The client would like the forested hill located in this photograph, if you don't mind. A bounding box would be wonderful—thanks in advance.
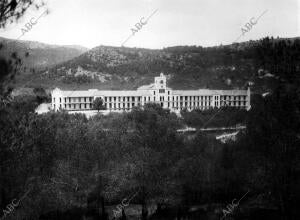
[18,37,300,93]
[0,37,88,71]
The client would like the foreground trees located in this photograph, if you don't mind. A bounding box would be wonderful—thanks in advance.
[246,84,299,219]
[0,0,45,28]
[0,95,298,219]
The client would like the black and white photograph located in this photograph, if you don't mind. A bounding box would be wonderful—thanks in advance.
[0,0,299,219]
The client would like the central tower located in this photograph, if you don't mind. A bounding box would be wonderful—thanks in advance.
[154,73,167,90]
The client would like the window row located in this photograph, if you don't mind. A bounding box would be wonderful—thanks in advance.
[221,95,247,101]
[106,102,141,109]
[53,97,94,103]
[180,96,213,101]
[53,95,248,105]
[104,96,142,102]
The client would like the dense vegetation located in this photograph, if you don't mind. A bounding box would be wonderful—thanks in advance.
[34,37,299,92]
[0,90,299,219]
[0,6,299,218]
[62,74,92,84]
[181,107,248,128]
[93,97,106,111]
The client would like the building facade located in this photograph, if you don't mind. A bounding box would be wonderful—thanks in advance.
[51,73,251,112]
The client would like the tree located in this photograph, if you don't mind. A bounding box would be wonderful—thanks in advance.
[245,84,299,219]
[93,97,106,112]
[0,0,46,28]
[0,1,47,216]
[33,87,50,103]
[0,0,47,97]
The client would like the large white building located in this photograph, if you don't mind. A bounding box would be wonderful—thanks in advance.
[51,73,251,112]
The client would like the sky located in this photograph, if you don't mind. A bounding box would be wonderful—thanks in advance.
[0,0,299,49]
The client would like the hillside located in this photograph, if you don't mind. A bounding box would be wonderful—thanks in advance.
[0,37,88,72]
[11,37,300,94]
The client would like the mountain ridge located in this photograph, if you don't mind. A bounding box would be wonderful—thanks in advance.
[1,36,298,94]
[0,36,89,71]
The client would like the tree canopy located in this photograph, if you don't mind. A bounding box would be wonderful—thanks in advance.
[93,97,106,111]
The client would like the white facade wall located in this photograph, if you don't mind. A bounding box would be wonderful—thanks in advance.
[51,73,251,112]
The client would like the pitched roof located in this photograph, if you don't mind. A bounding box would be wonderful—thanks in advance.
[59,89,151,97]
[137,83,155,90]
[172,89,247,96]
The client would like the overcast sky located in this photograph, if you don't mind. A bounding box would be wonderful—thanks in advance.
[0,0,299,49]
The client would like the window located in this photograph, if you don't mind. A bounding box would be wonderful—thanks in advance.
[160,80,164,84]
[159,89,165,93]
